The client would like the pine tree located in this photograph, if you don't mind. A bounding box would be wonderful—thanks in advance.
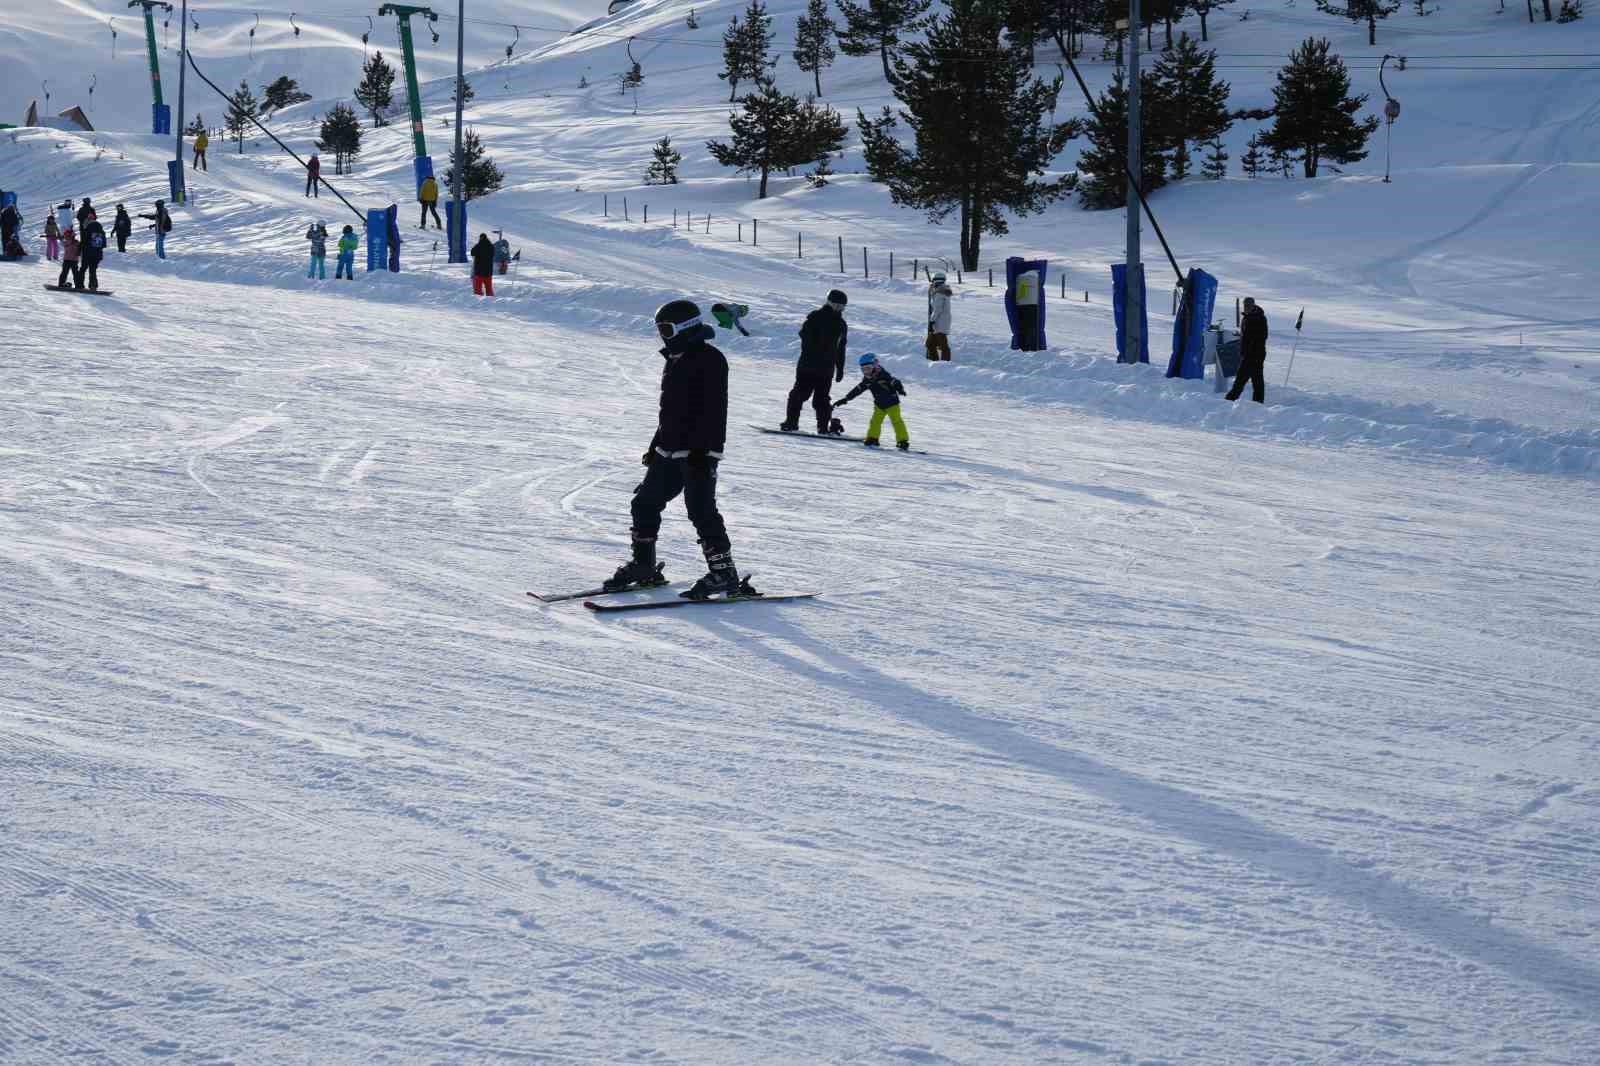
[1186,0,1236,41]
[354,50,397,128]
[794,0,838,96]
[707,82,844,197]
[1151,33,1232,182]
[719,3,776,102]
[1146,0,1187,49]
[317,103,364,175]
[444,128,505,199]
[452,77,475,105]
[856,0,1079,269]
[837,0,933,82]
[1260,37,1378,177]
[261,76,311,114]
[1201,135,1228,178]
[808,149,835,187]
[225,80,259,154]
[1076,67,1168,208]
[1270,142,1297,178]
[1240,130,1265,177]
[1313,0,1400,45]
[645,135,682,184]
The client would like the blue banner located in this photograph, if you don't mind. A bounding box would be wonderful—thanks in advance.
[1166,268,1217,379]
[446,200,468,265]
[385,204,401,273]
[1111,263,1149,364]
[167,160,185,205]
[366,209,388,272]
[152,104,171,136]
[1004,256,1049,351]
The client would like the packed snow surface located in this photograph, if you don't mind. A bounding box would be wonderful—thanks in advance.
[3,0,1598,1062]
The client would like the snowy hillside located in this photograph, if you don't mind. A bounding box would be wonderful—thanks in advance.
[3,0,1599,1063]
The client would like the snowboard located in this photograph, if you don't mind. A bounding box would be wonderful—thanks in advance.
[43,285,114,296]
[584,592,816,613]
[752,425,927,454]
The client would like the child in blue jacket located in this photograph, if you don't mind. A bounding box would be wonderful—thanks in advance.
[831,353,910,450]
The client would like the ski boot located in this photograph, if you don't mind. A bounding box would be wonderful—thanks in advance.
[822,417,845,436]
[682,543,753,600]
[602,535,668,593]
[778,420,799,432]
[862,437,880,448]
[896,439,910,451]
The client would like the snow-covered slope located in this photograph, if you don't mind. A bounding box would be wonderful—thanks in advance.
[2,1,1598,1063]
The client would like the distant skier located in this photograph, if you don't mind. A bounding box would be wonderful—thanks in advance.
[1226,297,1270,404]
[305,221,328,279]
[112,205,132,253]
[43,213,60,260]
[925,271,953,361]
[56,227,83,291]
[80,211,107,291]
[419,175,442,229]
[193,128,209,171]
[493,231,511,274]
[306,152,320,198]
[603,300,751,601]
[711,302,750,336]
[140,200,171,259]
[335,225,358,280]
[782,289,848,434]
[470,233,496,296]
[832,353,911,450]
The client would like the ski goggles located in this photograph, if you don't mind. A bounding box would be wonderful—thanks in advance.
[656,314,702,341]
[827,300,846,312]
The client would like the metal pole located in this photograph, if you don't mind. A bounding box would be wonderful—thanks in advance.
[1124,0,1143,364]
[449,0,465,262]
[174,0,188,201]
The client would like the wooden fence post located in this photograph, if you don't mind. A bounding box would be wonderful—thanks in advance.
[837,236,844,273]
[673,208,677,229]
[753,219,758,246]
[738,222,743,243]
[706,214,711,234]
[623,197,629,221]
[604,193,608,217]
[862,246,868,279]
[797,232,802,259]
[643,204,648,224]
[913,258,918,280]
[988,268,993,287]
[889,251,894,278]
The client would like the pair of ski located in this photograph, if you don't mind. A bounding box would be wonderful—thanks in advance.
[529,575,813,613]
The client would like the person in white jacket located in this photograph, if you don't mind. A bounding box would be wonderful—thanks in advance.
[926,272,953,361]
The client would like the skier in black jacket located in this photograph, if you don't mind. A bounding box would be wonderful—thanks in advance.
[470,233,496,296]
[782,289,848,434]
[605,300,751,600]
[1227,297,1269,403]
[79,212,107,291]
[112,205,133,252]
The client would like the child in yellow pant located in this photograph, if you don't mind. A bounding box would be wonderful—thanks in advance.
[831,352,911,450]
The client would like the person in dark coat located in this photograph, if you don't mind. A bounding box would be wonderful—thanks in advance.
[1227,297,1270,403]
[470,233,496,296]
[0,201,21,258]
[782,289,848,434]
[306,153,321,198]
[76,198,94,233]
[80,211,107,291]
[112,204,133,253]
[604,300,748,601]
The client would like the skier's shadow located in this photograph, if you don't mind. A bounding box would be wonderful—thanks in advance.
[690,608,1600,1016]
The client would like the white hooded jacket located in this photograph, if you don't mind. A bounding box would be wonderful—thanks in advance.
[927,284,952,334]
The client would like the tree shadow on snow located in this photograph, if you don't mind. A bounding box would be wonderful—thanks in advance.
[688,608,1600,1018]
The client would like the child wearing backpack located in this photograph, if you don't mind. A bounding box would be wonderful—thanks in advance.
[830,353,911,450]
[335,225,358,280]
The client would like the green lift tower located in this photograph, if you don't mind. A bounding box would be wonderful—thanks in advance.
[377,4,439,194]
[128,1,175,134]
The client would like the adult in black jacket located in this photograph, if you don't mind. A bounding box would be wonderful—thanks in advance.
[76,198,94,233]
[605,300,749,600]
[1227,297,1270,403]
[80,215,107,291]
[470,234,496,296]
[782,289,849,433]
[112,205,133,252]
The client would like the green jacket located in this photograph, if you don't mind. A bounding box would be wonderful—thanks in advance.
[338,233,359,254]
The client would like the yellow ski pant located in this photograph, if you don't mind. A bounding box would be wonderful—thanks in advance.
[867,404,908,444]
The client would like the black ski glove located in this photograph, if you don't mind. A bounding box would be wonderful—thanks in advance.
[641,449,656,467]
[831,397,848,409]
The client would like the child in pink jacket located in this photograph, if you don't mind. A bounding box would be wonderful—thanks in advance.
[56,227,83,290]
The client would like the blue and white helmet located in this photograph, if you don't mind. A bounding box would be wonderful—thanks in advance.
[858,352,879,367]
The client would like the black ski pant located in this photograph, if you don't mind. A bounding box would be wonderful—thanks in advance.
[630,456,729,554]
[115,231,128,252]
[785,369,836,431]
[57,260,83,289]
[306,173,319,197]
[82,258,100,291]
[193,149,206,171]
[421,202,442,229]
[1227,353,1266,403]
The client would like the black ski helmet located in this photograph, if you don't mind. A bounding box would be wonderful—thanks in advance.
[827,289,848,306]
[654,298,705,347]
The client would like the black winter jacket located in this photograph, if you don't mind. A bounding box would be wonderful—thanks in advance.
[797,305,848,379]
[1240,307,1269,361]
[839,370,906,410]
[650,336,729,459]
[470,237,496,277]
[113,209,132,237]
[80,221,107,263]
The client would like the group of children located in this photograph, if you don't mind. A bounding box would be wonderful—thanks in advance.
[31,197,169,292]
[304,221,360,280]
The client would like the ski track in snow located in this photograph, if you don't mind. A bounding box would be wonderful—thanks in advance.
[4,2,1600,1062]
